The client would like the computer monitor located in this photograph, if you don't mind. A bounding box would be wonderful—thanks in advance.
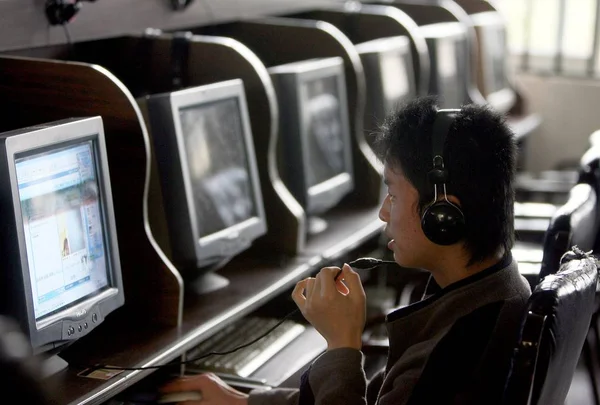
[268,57,354,235]
[471,11,516,114]
[141,79,267,294]
[419,22,470,108]
[355,36,417,145]
[0,117,124,375]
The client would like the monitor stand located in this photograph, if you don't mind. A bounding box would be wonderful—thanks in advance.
[189,272,230,295]
[307,216,329,236]
[41,354,69,378]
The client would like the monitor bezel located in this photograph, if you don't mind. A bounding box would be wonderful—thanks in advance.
[0,116,124,352]
[268,57,354,216]
[165,79,267,267]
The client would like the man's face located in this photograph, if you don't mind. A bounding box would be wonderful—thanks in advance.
[379,163,432,269]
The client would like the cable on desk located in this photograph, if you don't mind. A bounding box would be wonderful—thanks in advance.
[81,258,393,372]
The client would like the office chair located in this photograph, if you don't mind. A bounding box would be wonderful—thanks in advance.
[533,151,600,405]
[532,138,600,282]
[581,144,600,204]
[503,248,599,405]
[537,182,598,281]
[513,180,598,289]
[578,144,600,405]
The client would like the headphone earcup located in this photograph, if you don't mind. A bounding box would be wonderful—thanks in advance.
[421,201,466,245]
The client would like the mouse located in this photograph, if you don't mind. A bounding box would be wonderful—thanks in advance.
[157,391,203,403]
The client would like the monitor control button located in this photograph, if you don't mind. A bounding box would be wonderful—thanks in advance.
[92,313,98,323]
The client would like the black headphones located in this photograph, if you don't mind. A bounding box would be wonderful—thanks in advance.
[421,109,466,245]
[45,0,96,26]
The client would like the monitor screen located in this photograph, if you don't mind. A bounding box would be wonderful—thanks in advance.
[16,141,111,323]
[302,76,347,188]
[179,98,258,239]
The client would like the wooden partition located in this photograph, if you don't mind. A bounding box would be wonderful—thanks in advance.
[0,56,184,329]
[193,18,383,211]
[288,3,431,97]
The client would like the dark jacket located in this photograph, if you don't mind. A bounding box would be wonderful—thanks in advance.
[248,255,531,405]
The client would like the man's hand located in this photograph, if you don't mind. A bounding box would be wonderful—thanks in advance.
[292,263,366,350]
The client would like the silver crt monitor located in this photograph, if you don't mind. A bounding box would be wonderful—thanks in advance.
[355,36,417,142]
[142,79,267,293]
[0,117,124,375]
[268,57,354,234]
[419,22,470,108]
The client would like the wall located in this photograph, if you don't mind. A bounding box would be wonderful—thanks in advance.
[0,0,340,52]
[3,1,597,175]
[515,73,600,172]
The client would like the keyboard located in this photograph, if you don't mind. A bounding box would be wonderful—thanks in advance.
[185,316,306,378]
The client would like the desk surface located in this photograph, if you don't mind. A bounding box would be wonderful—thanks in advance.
[49,204,383,405]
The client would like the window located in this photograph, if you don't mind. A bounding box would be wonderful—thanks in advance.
[496,0,599,77]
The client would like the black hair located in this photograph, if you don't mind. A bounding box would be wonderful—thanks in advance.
[372,96,516,265]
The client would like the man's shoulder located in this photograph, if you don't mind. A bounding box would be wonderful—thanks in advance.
[406,300,506,404]
[406,292,527,404]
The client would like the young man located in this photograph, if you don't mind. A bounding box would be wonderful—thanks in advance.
[160,97,532,404]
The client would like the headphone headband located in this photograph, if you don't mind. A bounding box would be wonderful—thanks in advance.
[431,109,460,172]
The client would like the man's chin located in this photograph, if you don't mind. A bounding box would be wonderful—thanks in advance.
[392,251,404,266]
[392,252,415,269]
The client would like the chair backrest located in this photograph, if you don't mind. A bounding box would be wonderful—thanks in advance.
[539,183,598,280]
[580,146,600,253]
[504,248,598,405]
